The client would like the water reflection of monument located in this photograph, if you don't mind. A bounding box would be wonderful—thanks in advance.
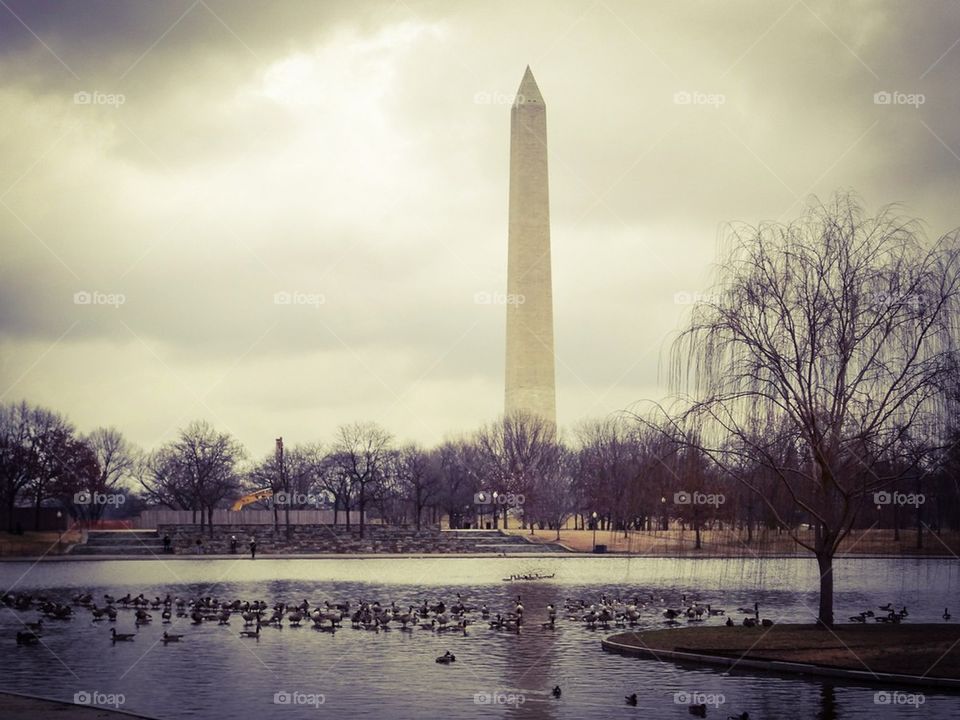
[498,583,562,720]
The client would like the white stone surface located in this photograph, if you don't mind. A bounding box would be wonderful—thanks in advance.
[505,67,557,428]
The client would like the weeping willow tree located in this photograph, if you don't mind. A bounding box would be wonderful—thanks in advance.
[657,194,960,626]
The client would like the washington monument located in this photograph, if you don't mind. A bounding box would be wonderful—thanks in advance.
[505,66,556,428]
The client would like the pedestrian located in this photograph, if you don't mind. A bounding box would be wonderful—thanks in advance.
[230,535,238,554]
[249,537,257,559]
[163,534,172,554]
[195,538,204,555]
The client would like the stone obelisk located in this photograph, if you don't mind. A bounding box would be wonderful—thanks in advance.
[505,66,556,429]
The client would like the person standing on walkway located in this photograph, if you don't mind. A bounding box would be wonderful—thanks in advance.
[230,535,238,554]
[249,537,257,559]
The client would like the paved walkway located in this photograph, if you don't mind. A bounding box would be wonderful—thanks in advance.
[0,692,153,720]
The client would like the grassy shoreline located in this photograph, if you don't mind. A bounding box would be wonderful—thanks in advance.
[603,624,960,686]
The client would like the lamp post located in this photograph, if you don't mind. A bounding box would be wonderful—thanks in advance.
[476,492,487,529]
[591,511,598,552]
[56,510,63,547]
[492,491,499,529]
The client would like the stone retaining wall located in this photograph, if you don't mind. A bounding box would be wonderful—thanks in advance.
[157,524,478,554]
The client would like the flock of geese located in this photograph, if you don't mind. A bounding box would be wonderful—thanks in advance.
[848,603,915,624]
[5,586,930,717]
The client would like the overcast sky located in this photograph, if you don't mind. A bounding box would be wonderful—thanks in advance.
[1,0,958,456]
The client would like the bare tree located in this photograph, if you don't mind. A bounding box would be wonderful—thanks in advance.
[476,412,555,529]
[437,439,482,529]
[653,194,960,625]
[395,445,441,530]
[141,421,244,535]
[0,402,37,531]
[331,422,392,538]
[76,428,137,522]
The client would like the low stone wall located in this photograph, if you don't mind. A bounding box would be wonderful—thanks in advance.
[157,524,479,555]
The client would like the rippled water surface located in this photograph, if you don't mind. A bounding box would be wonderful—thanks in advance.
[1,556,958,719]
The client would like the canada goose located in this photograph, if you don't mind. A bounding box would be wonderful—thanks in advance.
[689,703,707,717]
[849,613,867,623]
[944,608,951,621]
[725,617,734,627]
[395,606,415,629]
[110,628,135,642]
[626,693,638,706]
[162,632,183,643]
[435,650,456,664]
[161,608,172,623]
[742,618,757,628]
[761,618,774,627]
[16,631,40,645]
[879,603,893,611]
[551,686,561,698]
[287,611,303,627]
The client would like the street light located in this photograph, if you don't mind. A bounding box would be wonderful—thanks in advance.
[492,491,499,529]
[591,511,598,552]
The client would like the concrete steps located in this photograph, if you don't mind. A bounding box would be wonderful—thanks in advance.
[442,529,568,553]
[71,530,164,556]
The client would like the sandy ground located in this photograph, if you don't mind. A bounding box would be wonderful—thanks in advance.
[507,527,960,556]
[0,530,82,557]
[606,624,960,679]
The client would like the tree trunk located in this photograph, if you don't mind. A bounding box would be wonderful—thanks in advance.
[815,550,834,627]
[359,484,366,539]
